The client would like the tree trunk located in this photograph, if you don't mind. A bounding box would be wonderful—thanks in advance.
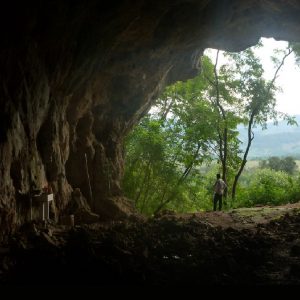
[232,113,255,200]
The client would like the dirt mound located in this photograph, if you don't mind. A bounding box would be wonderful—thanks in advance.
[1,204,300,286]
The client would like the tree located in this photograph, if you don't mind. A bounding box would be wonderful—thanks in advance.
[229,46,294,199]
[196,44,296,200]
[123,81,218,215]
[151,86,215,214]
[200,52,243,192]
[259,156,298,175]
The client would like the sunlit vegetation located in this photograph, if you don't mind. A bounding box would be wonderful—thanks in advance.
[123,41,300,216]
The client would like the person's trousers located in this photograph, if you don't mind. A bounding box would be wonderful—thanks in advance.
[213,193,222,211]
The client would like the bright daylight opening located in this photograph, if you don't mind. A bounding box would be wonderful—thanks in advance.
[124,37,300,216]
[206,37,300,116]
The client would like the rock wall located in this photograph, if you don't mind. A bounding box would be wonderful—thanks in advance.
[1,0,300,239]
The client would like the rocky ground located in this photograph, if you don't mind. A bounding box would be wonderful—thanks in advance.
[1,203,300,286]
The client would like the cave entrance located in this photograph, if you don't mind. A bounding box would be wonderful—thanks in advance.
[123,37,300,224]
[3,1,300,286]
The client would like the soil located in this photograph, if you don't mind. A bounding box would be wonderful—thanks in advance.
[1,202,300,286]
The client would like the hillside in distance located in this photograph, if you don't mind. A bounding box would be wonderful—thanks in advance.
[238,115,300,159]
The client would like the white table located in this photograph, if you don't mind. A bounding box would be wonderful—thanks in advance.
[39,193,54,221]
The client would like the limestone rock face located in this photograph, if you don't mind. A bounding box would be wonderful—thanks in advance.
[1,0,300,239]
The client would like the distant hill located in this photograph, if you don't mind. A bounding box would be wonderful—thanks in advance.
[238,115,300,159]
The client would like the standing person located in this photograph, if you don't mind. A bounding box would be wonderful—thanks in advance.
[213,173,227,211]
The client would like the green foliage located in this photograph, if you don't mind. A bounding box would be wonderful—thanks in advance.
[123,108,214,215]
[123,41,299,215]
[289,42,300,67]
[234,169,300,207]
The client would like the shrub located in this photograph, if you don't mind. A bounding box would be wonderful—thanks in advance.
[235,169,300,206]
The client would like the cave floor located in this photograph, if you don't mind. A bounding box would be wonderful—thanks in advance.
[1,202,300,286]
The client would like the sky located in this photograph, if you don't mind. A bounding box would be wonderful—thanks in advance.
[205,37,300,116]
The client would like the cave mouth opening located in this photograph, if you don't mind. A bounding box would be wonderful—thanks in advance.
[123,37,300,224]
